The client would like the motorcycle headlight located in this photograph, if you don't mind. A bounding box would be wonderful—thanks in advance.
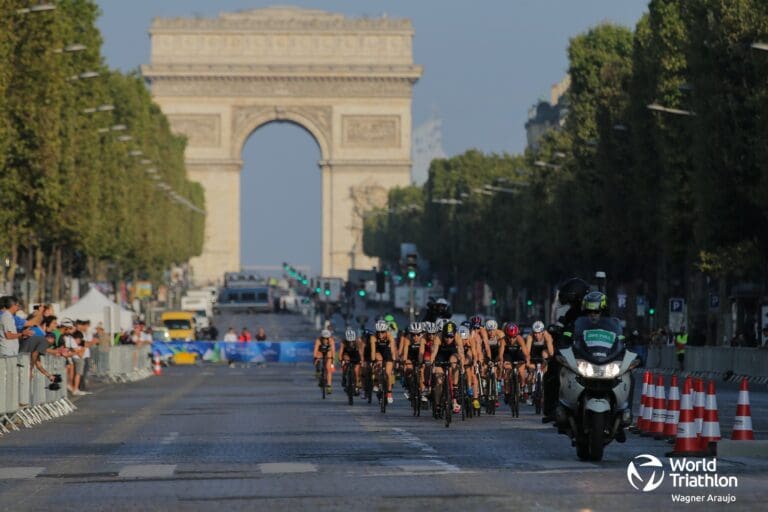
[575,360,621,379]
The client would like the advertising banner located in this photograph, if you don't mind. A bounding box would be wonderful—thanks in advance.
[152,341,316,363]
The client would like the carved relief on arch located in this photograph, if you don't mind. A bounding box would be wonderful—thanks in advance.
[230,104,332,159]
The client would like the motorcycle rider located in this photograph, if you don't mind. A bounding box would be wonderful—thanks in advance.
[570,290,632,443]
[542,277,590,423]
[422,298,451,322]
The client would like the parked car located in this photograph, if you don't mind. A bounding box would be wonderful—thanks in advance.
[151,326,171,343]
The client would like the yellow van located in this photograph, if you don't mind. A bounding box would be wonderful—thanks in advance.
[161,311,197,341]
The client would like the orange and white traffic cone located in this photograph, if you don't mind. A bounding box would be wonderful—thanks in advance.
[667,378,708,456]
[640,373,656,435]
[693,378,705,436]
[701,380,721,443]
[153,352,162,376]
[731,378,755,440]
[651,375,668,439]
[634,370,651,433]
[663,374,680,440]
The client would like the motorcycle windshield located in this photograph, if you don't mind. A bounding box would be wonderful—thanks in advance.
[572,316,625,364]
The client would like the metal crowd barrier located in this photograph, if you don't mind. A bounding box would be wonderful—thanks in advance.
[644,345,768,380]
[91,345,152,383]
[0,354,76,435]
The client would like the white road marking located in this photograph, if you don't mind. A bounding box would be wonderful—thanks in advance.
[160,432,179,445]
[0,467,44,479]
[118,464,177,478]
[258,463,317,474]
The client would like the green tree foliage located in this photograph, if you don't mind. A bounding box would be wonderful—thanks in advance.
[364,6,768,309]
[0,0,204,297]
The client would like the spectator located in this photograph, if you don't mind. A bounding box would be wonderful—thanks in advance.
[675,325,688,371]
[59,318,76,389]
[208,324,219,341]
[0,295,32,356]
[223,327,238,342]
[239,327,252,342]
[255,327,267,341]
[76,319,98,391]
[67,330,91,395]
[628,328,647,367]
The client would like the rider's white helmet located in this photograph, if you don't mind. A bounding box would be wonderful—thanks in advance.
[344,328,357,342]
[458,325,470,339]
[532,321,545,333]
[409,322,423,334]
[485,319,498,331]
[374,320,388,333]
[320,329,331,338]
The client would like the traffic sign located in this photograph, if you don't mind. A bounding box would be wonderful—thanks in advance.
[669,297,686,332]
[636,295,646,317]
[617,293,627,310]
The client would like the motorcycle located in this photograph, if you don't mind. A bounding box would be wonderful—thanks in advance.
[555,316,640,461]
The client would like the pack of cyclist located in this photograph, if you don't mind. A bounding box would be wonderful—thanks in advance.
[313,301,556,418]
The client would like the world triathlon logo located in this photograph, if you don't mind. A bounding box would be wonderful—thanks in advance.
[627,454,666,492]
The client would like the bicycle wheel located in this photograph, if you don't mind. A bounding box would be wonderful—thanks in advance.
[364,365,373,404]
[488,372,497,415]
[379,366,387,414]
[346,365,355,406]
[444,370,452,428]
[534,372,542,415]
[511,370,520,418]
[321,361,327,400]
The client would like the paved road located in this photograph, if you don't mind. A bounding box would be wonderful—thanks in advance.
[2,362,768,510]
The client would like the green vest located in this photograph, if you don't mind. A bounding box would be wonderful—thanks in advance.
[675,333,688,354]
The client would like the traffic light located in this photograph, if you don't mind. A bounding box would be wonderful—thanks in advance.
[358,279,367,297]
[649,307,656,316]
[491,297,497,306]
[406,253,418,280]
[526,299,533,307]
[376,272,386,294]
[323,282,331,297]
[315,286,322,294]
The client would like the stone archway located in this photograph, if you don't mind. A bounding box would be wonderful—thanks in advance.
[142,6,422,284]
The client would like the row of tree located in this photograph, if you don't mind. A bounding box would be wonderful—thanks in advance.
[0,0,204,302]
[364,0,768,335]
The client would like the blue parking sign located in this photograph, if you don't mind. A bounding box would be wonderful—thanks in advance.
[669,298,684,313]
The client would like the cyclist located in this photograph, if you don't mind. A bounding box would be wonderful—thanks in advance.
[400,322,424,400]
[421,321,439,401]
[370,319,397,404]
[339,327,363,395]
[458,325,480,410]
[431,320,465,414]
[483,319,504,402]
[499,322,528,403]
[525,320,553,404]
[313,329,336,394]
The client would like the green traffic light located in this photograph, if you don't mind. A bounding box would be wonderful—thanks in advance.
[491,299,497,305]
[315,287,322,294]
[301,279,308,285]
[649,308,656,315]
[358,289,366,297]
[426,281,433,288]
[324,289,331,296]
[526,299,533,306]
[407,270,416,280]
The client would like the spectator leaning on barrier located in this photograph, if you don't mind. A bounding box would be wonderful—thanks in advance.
[0,295,32,356]
[76,320,97,391]
[255,327,267,341]
[223,327,238,342]
[239,327,252,342]
[68,330,91,396]
[675,325,688,371]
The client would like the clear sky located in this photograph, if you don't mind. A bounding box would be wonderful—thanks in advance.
[95,0,649,276]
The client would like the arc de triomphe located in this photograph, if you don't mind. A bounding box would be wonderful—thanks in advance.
[142,7,422,285]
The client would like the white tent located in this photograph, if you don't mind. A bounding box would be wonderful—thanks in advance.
[59,288,134,332]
